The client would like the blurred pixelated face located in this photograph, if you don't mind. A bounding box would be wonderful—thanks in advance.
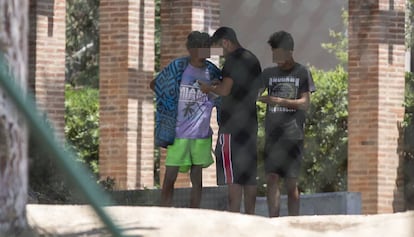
[188,48,211,59]
[212,39,230,56]
[272,48,291,64]
[210,47,224,56]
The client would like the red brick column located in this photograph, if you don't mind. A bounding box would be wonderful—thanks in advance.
[99,0,155,189]
[28,0,66,136]
[348,0,406,213]
[159,0,220,188]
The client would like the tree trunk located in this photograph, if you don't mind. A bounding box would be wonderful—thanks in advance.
[0,0,29,235]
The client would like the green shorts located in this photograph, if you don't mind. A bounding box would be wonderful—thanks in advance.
[166,137,213,173]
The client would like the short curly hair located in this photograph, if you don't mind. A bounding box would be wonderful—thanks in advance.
[186,31,211,49]
[267,31,294,50]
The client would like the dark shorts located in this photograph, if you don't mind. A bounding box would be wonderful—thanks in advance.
[264,138,303,178]
[215,132,257,185]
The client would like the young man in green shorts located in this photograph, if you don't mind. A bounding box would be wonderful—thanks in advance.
[151,31,221,207]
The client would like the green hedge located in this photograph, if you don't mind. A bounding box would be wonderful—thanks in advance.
[65,85,99,175]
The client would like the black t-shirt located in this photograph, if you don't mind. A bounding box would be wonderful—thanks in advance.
[259,63,311,140]
[219,48,262,135]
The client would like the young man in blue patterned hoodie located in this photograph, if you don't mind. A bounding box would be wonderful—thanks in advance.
[150,31,221,207]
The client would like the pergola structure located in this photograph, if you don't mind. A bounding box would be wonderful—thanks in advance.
[29,0,407,214]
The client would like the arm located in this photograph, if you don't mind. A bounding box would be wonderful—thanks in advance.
[258,91,310,111]
[198,76,233,96]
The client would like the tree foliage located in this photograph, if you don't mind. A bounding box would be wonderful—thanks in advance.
[66,0,100,88]
[155,0,161,73]
[321,9,348,66]
[407,0,414,48]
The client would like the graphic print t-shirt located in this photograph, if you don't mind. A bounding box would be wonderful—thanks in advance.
[259,63,311,139]
[175,64,214,139]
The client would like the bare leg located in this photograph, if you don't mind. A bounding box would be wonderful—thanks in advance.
[243,184,257,215]
[228,183,242,212]
[160,166,179,207]
[285,177,300,216]
[266,173,281,217]
[189,165,203,208]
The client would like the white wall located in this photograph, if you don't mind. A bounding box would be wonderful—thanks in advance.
[220,0,347,70]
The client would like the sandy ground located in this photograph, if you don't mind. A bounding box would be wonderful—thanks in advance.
[26,204,414,237]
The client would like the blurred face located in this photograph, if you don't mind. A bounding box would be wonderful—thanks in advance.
[188,48,211,60]
[211,39,229,56]
[272,48,292,69]
[210,47,224,56]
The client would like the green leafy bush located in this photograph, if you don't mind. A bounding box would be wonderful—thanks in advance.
[403,72,414,209]
[404,72,414,123]
[256,92,267,195]
[65,85,99,175]
[301,66,348,193]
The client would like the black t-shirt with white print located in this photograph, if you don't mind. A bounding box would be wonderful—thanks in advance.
[259,62,311,140]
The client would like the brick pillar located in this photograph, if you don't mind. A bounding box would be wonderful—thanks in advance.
[99,0,155,189]
[348,0,406,214]
[28,0,66,135]
[159,0,220,188]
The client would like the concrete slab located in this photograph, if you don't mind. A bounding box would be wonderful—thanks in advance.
[26,205,414,237]
[254,192,362,217]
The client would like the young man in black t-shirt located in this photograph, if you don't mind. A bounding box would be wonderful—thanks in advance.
[258,31,313,217]
[199,27,262,214]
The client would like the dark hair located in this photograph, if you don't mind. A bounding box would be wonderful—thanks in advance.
[186,31,211,49]
[267,31,294,50]
[211,26,240,45]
